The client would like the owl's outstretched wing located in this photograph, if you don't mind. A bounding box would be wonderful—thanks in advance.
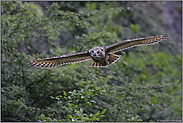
[106,35,166,54]
[29,51,91,68]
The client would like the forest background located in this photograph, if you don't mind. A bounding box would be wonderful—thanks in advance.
[1,1,182,122]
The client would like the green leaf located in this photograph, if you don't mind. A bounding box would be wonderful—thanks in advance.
[95,111,100,116]
[101,109,106,114]
[63,91,67,96]
[99,115,105,118]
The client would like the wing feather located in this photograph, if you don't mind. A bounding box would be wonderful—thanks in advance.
[29,51,91,68]
[106,35,166,54]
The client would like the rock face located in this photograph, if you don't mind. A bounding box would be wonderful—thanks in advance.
[150,2,182,55]
[151,2,182,55]
[121,1,182,55]
[152,2,181,35]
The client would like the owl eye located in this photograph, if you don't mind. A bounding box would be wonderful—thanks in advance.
[97,51,100,54]
[91,51,94,54]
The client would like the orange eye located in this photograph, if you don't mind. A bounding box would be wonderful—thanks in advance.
[91,51,94,53]
[97,51,100,54]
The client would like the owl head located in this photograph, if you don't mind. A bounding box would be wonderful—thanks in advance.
[88,47,106,59]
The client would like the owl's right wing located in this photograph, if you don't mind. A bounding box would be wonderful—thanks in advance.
[106,35,166,54]
[29,51,92,68]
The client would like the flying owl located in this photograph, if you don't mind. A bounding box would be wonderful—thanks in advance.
[29,35,166,68]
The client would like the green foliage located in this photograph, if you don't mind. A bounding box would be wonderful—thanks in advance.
[74,31,120,51]
[40,114,53,122]
[42,84,106,122]
[61,86,106,122]
[1,1,181,122]
[127,115,143,122]
[130,23,140,33]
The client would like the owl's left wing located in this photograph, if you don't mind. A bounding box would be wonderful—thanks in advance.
[29,51,92,68]
[106,35,166,54]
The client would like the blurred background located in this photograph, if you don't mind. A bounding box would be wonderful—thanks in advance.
[1,1,182,122]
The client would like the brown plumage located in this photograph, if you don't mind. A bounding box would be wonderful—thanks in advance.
[90,54,121,67]
[29,35,166,68]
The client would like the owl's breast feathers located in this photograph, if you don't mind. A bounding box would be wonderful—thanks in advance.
[90,49,121,67]
[90,54,121,67]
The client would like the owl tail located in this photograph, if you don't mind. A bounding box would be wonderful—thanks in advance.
[90,54,121,67]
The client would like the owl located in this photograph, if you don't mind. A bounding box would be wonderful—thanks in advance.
[29,35,166,68]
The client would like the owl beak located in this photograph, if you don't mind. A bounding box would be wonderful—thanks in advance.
[93,53,96,56]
